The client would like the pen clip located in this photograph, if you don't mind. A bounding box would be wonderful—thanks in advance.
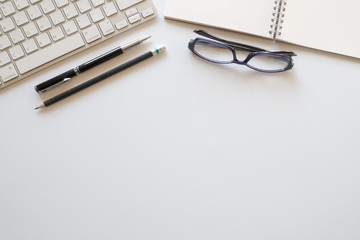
[38,78,71,93]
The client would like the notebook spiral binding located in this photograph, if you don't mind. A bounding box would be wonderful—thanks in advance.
[269,0,287,39]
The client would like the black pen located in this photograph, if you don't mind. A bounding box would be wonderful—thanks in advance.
[34,36,151,93]
[34,45,166,110]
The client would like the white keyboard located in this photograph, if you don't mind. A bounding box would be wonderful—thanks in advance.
[0,0,156,90]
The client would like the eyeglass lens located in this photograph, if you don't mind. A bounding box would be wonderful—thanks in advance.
[247,54,290,72]
[194,40,233,63]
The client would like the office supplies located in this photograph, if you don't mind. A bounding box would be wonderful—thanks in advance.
[0,0,157,90]
[189,30,295,73]
[34,35,151,93]
[34,45,165,110]
[164,0,360,59]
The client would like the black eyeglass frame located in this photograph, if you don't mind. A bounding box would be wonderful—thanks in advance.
[188,30,296,73]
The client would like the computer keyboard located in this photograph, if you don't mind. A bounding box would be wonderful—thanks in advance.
[0,0,156,90]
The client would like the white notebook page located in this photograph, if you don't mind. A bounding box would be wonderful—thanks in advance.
[278,0,360,58]
[164,0,275,39]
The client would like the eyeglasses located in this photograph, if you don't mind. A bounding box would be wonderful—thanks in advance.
[188,30,296,73]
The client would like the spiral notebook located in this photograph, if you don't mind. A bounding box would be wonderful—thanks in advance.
[164,0,360,59]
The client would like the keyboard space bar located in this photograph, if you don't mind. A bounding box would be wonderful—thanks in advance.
[16,34,85,75]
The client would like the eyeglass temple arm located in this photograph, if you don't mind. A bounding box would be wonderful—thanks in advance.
[194,29,266,52]
[194,30,296,56]
[270,51,297,56]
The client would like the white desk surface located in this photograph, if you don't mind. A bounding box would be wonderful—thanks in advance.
[1,0,360,239]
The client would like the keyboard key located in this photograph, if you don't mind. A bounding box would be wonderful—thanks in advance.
[63,4,78,19]
[49,27,65,41]
[114,19,127,30]
[99,19,114,36]
[89,8,104,23]
[0,52,11,66]
[13,11,29,26]
[128,13,141,24]
[16,33,85,74]
[141,7,154,18]
[36,33,51,48]
[14,0,29,10]
[0,2,16,17]
[76,14,91,28]
[23,39,38,53]
[103,2,117,17]
[23,22,38,37]
[0,35,11,50]
[116,0,144,11]
[91,0,105,7]
[27,5,42,20]
[63,20,78,35]
[83,25,101,43]
[55,0,69,8]
[9,45,25,60]
[77,0,91,13]
[40,0,56,14]
[36,16,52,31]
[50,10,65,25]
[9,28,25,44]
[0,18,15,32]
[125,7,137,17]
[0,64,19,82]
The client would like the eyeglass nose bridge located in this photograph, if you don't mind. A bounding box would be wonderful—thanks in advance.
[231,51,257,65]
